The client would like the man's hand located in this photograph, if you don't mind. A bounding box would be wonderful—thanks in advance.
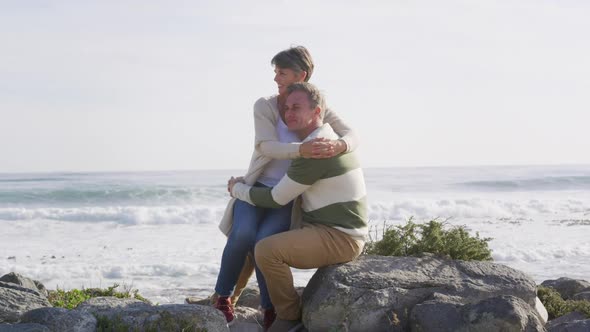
[300,138,347,159]
[227,176,245,195]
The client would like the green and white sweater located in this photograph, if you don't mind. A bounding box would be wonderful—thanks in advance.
[232,123,368,240]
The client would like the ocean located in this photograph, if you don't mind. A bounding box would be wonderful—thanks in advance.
[1,165,589,304]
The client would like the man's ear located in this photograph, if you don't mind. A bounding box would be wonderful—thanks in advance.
[314,106,322,117]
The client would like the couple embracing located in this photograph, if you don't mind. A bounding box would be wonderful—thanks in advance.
[213,46,368,332]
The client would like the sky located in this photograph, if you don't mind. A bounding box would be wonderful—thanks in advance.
[1,0,589,173]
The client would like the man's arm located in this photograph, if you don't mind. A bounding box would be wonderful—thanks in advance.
[231,158,327,208]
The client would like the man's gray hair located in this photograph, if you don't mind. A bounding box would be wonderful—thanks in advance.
[286,82,326,118]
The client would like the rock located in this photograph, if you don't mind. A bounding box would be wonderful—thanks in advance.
[535,296,549,324]
[0,283,51,323]
[410,297,464,332]
[547,319,590,332]
[75,297,151,317]
[234,288,261,309]
[20,308,96,332]
[0,323,51,332]
[76,297,229,331]
[229,322,262,332]
[462,295,546,332]
[0,273,48,298]
[233,306,261,325]
[411,295,545,332]
[546,311,587,331]
[571,291,590,302]
[302,255,539,331]
[541,278,590,300]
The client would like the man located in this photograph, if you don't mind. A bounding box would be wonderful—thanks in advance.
[229,82,367,331]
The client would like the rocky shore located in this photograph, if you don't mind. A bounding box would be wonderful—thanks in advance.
[1,254,590,331]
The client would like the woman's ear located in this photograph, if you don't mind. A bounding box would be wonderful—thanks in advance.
[298,71,308,82]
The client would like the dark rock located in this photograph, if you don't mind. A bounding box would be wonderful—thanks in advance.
[0,274,48,298]
[541,278,590,300]
[410,298,464,332]
[76,297,229,331]
[302,255,539,331]
[0,323,51,332]
[547,319,590,332]
[20,307,96,332]
[546,311,587,330]
[572,291,590,302]
[0,283,51,323]
[462,295,546,332]
[411,295,545,332]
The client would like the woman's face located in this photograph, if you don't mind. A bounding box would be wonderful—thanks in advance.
[274,66,306,95]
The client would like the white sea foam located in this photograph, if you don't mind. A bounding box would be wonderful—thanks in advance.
[0,205,224,225]
[1,166,589,304]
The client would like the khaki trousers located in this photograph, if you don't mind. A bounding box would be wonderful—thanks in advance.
[255,223,364,320]
[231,253,255,305]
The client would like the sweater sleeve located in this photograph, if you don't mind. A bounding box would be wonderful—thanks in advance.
[253,97,302,160]
[323,106,359,153]
[231,158,325,208]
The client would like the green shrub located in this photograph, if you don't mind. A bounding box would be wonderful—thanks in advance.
[363,218,493,261]
[537,286,590,319]
[48,283,150,309]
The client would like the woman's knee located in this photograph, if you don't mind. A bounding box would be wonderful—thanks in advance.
[229,227,257,249]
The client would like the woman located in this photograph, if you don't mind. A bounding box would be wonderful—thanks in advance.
[214,46,359,328]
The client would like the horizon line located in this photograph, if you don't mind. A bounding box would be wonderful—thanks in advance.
[1,162,589,175]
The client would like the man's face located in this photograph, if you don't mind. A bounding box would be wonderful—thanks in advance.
[284,90,317,131]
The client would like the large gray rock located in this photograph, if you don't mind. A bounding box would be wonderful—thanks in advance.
[0,283,51,323]
[76,297,229,332]
[0,274,48,298]
[546,311,587,331]
[0,323,51,332]
[411,295,545,332]
[571,291,590,302]
[462,295,546,332]
[302,255,539,332]
[541,278,590,300]
[75,297,151,317]
[20,308,96,332]
[548,319,590,332]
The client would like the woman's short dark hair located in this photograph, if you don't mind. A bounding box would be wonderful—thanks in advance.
[271,46,314,82]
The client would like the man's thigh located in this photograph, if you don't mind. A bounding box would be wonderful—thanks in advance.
[256,223,361,269]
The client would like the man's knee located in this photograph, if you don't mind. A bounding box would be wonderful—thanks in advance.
[254,236,272,264]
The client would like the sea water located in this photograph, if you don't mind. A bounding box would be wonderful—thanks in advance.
[1,165,589,304]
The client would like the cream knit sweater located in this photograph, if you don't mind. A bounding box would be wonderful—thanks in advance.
[218,95,359,235]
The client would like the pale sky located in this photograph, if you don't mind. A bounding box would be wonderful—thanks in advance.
[1,0,589,173]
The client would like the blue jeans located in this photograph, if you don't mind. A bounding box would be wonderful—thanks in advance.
[215,195,292,309]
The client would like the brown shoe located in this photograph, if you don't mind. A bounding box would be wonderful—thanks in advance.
[268,318,302,332]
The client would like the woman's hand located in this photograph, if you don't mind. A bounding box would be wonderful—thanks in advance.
[227,176,245,194]
[299,138,347,159]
